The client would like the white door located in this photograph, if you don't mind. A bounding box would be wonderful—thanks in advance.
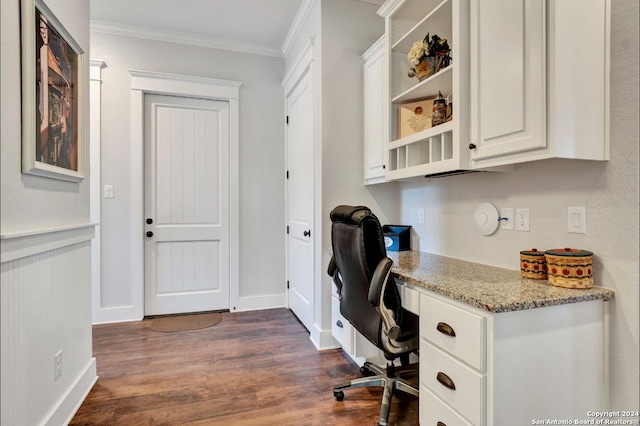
[144,94,230,316]
[286,67,315,332]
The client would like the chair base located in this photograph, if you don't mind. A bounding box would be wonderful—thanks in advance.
[333,361,419,426]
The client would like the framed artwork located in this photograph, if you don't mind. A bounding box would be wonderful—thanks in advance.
[21,0,85,181]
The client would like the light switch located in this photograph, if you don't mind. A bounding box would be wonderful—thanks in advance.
[568,206,586,234]
[104,185,114,199]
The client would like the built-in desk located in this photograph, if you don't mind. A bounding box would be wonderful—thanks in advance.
[385,250,614,426]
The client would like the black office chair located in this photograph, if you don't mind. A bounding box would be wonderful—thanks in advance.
[327,205,419,426]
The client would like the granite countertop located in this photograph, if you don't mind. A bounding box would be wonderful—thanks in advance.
[387,250,615,313]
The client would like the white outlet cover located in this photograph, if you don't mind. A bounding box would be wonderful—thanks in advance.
[473,202,500,236]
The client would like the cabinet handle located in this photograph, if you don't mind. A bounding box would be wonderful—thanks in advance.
[146,231,153,238]
[303,230,311,237]
[436,322,456,337]
[146,218,153,224]
[437,422,447,426]
[436,372,456,390]
[336,320,343,328]
[469,143,477,150]
[382,164,386,169]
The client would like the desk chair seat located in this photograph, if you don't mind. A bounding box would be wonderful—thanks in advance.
[328,205,419,426]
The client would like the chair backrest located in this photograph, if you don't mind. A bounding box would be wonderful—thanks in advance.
[329,205,403,349]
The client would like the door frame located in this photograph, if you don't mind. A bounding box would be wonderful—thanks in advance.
[130,70,242,319]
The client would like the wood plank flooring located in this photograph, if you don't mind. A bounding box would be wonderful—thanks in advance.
[71,308,419,425]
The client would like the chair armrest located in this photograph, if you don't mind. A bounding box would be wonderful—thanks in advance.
[368,257,401,340]
[327,256,343,294]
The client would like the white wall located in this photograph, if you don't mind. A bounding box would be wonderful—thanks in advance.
[90,33,286,320]
[0,0,97,423]
[387,0,639,410]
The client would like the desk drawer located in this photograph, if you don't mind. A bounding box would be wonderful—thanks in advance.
[421,294,486,371]
[421,341,484,426]
[331,296,353,353]
[420,385,474,426]
[397,281,420,315]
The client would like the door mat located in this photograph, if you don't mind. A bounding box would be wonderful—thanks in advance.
[149,312,222,333]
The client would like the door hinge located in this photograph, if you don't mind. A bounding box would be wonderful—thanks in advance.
[286,226,289,234]
[287,280,290,289]
[286,170,289,179]
[286,115,289,124]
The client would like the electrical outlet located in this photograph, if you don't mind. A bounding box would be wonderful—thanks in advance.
[418,208,425,225]
[500,208,514,230]
[515,208,530,232]
[54,350,63,381]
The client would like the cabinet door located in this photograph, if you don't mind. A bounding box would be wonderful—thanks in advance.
[363,39,386,184]
[470,0,546,164]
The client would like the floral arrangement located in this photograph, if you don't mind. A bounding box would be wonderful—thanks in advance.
[407,33,451,66]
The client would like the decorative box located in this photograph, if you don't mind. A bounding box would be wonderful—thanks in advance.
[382,225,411,251]
[519,248,547,279]
[397,98,435,139]
[544,248,594,289]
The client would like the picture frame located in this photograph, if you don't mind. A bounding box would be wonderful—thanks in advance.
[21,0,85,182]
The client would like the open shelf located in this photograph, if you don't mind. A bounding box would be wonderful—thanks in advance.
[392,65,453,104]
[392,0,452,53]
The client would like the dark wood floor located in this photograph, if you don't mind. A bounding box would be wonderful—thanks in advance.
[71,308,419,425]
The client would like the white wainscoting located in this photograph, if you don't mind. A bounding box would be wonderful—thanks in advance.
[1,224,97,426]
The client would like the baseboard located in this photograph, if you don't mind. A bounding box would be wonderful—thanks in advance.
[232,294,286,312]
[310,327,339,351]
[44,358,97,426]
[92,305,143,325]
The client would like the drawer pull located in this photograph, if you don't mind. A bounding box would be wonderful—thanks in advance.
[436,322,456,337]
[437,422,447,426]
[336,320,343,328]
[436,372,456,390]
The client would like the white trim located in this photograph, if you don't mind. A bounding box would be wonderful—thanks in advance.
[91,20,284,58]
[311,328,340,351]
[281,0,317,58]
[282,39,315,96]
[377,0,404,17]
[44,359,97,426]
[129,70,242,321]
[233,294,287,312]
[0,224,96,263]
[90,60,106,325]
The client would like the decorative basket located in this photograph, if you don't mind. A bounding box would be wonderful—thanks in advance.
[544,248,594,289]
[519,248,547,279]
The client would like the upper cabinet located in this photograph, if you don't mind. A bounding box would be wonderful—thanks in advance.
[363,37,387,185]
[378,0,470,180]
[374,0,610,180]
[469,0,610,168]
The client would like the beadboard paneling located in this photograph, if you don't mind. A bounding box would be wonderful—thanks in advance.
[1,230,97,426]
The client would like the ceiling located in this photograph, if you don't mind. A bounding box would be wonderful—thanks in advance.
[90,0,307,57]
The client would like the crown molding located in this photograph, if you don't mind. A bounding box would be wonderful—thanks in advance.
[90,20,284,58]
[377,0,403,17]
[357,0,385,5]
[281,0,317,58]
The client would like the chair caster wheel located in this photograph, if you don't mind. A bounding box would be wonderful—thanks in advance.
[333,390,344,401]
[360,366,374,376]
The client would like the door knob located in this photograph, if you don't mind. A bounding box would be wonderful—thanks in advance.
[303,230,311,237]
[146,231,153,238]
[146,218,153,224]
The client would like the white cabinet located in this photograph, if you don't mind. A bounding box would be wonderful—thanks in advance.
[331,288,384,366]
[378,0,470,180]
[363,37,387,185]
[469,0,610,168]
[419,291,608,425]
